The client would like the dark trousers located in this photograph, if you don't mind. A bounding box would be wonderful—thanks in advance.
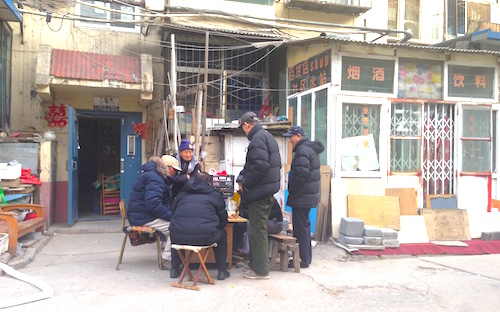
[248,195,273,275]
[292,207,312,265]
[171,228,228,272]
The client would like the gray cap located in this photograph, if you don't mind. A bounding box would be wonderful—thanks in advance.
[238,111,258,128]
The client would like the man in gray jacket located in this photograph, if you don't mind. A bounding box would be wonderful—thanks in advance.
[239,111,281,280]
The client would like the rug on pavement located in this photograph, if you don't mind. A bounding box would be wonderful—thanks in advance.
[352,239,500,256]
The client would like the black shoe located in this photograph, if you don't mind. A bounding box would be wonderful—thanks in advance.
[170,268,181,279]
[288,260,309,269]
[217,270,230,280]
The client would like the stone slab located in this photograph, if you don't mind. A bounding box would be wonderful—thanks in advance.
[339,233,364,245]
[340,217,364,237]
[363,236,382,246]
[363,225,382,237]
[380,228,398,239]
[382,239,400,248]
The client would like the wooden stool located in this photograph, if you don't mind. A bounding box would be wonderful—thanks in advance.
[268,233,300,273]
[171,243,217,291]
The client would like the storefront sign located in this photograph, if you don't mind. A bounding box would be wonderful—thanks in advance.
[94,97,119,111]
[44,103,68,128]
[447,65,494,99]
[341,56,395,93]
[288,50,331,95]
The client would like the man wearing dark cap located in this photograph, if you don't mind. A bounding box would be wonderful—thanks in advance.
[170,139,201,198]
[282,125,324,268]
[239,111,281,279]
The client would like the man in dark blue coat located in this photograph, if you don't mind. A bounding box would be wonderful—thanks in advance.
[239,111,281,280]
[127,155,181,267]
[283,125,324,268]
[169,172,230,281]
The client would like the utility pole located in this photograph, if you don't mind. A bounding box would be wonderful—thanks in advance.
[171,34,178,152]
[201,31,209,169]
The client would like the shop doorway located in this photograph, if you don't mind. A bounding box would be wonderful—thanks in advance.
[74,110,141,220]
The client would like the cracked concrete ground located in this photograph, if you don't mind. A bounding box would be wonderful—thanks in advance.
[1,220,500,311]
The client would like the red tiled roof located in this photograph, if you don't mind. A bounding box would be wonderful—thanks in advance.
[50,49,141,83]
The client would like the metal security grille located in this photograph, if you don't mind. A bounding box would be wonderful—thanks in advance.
[422,103,455,202]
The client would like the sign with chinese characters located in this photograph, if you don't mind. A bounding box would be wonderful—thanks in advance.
[288,50,331,95]
[44,103,68,128]
[341,56,395,93]
[94,97,119,111]
[447,65,494,99]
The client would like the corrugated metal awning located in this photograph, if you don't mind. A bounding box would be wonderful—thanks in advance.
[0,0,22,23]
[50,49,141,84]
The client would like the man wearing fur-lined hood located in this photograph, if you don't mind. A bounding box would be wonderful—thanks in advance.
[127,155,182,268]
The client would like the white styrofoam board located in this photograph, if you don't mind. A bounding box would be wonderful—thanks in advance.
[398,215,429,244]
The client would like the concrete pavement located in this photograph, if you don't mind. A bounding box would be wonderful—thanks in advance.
[1,220,500,311]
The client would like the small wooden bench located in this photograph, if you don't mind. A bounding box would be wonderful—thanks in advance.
[171,243,217,291]
[0,204,46,257]
[268,233,300,273]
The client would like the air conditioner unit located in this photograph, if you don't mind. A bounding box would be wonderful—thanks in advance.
[145,0,165,12]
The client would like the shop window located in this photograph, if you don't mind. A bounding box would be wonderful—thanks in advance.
[398,59,443,100]
[287,88,329,166]
[461,107,491,172]
[0,22,12,130]
[390,102,422,172]
[315,89,328,165]
[76,0,141,32]
[301,94,312,139]
[341,103,380,172]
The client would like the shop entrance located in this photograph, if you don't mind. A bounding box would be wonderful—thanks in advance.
[78,115,121,219]
[73,110,141,221]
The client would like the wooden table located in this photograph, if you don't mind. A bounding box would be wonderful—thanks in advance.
[191,216,247,269]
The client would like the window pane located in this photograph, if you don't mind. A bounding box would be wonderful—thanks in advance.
[388,0,398,30]
[110,4,135,29]
[342,104,380,172]
[398,59,443,100]
[301,94,311,138]
[81,0,107,20]
[390,102,422,172]
[391,139,421,172]
[391,102,421,136]
[404,0,420,39]
[315,89,328,165]
[462,108,490,138]
[462,141,490,172]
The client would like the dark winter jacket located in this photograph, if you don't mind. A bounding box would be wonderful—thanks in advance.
[127,157,174,225]
[169,176,228,245]
[287,138,325,209]
[242,123,281,203]
[169,154,201,198]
